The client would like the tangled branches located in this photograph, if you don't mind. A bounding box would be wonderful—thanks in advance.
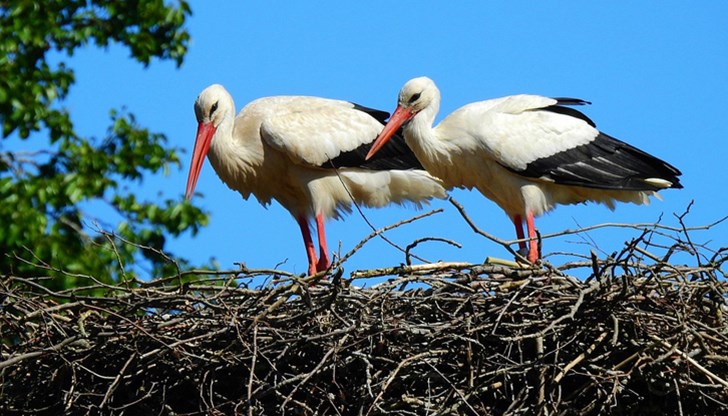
[2,203,728,415]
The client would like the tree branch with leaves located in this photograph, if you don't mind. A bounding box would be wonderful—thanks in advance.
[0,1,208,289]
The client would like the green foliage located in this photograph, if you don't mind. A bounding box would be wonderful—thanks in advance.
[0,1,209,289]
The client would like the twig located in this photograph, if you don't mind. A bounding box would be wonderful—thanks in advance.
[350,261,473,279]
[366,350,448,416]
[554,331,609,383]
[405,237,462,265]
[248,325,258,416]
[0,336,79,370]
[329,160,444,266]
[100,352,137,409]
[334,208,443,269]
[448,196,523,260]
[650,335,728,389]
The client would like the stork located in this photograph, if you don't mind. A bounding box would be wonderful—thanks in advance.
[185,84,446,275]
[366,77,682,263]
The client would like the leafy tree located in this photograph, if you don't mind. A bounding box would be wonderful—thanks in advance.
[0,0,208,289]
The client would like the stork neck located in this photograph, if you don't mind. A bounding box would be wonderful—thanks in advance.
[214,112,235,146]
[217,94,235,142]
[203,96,236,175]
[208,97,237,157]
[404,101,441,156]
[206,97,267,192]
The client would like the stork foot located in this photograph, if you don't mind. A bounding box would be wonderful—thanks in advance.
[515,246,530,261]
[514,246,540,265]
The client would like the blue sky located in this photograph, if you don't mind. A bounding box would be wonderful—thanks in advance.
[40,2,728,278]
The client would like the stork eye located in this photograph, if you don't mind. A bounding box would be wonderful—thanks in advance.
[409,93,421,103]
[210,102,219,117]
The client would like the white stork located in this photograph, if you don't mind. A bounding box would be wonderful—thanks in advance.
[366,77,682,263]
[185,84,446,275]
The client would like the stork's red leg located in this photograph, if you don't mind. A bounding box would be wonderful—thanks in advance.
[297,216,318,275]
[525,210,539,263]
[513,215,527,252]
[315,212,330,272]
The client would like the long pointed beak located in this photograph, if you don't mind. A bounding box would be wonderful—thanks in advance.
[185,122,216,200]
[365,105,414,160]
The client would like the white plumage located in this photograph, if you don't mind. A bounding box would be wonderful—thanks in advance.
[185,84,446,275]
[367,77,682,262]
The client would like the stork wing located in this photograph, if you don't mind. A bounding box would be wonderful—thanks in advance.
[260,99,386,166]
[452,95,681,190]
[443,95,592,168]
[261,99,421,170]
[513,131,683,190]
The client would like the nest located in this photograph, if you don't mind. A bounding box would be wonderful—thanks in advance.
[2,222,727,415]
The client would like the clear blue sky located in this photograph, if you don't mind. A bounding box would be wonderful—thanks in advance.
[52,2,728,277]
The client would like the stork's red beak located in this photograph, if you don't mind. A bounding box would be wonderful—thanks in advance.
[185,122,216,200]
[365,105,415,160]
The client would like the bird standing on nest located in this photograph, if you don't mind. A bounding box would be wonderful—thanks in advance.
[367,77,682,262]
[186,84,447,275]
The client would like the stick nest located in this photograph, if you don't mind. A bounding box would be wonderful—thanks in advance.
[2,229,727,415]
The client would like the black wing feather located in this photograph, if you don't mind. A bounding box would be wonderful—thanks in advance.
[509,99,683,190]
[515,131,683,190]
[320,103,424,171]
[542,98,596,127]
[351,103,390,125]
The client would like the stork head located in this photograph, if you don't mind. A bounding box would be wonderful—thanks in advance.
[185,84,232,200]
[366,76,440,160]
